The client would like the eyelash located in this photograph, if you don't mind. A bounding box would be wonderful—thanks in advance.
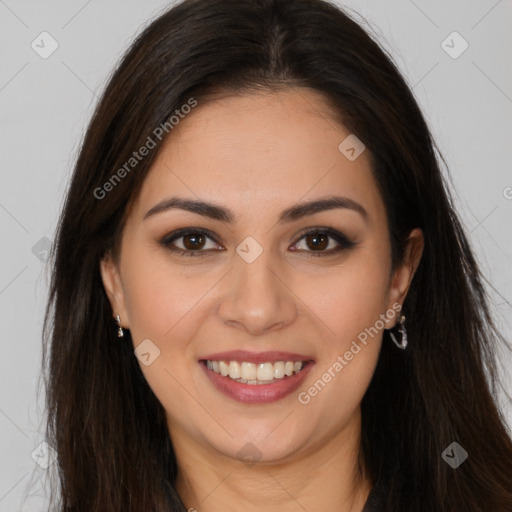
[159,227,357,258]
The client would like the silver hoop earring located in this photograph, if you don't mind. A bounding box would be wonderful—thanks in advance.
[115,315,124,338]
[389,314,408,350]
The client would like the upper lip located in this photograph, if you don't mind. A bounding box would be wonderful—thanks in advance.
[200,350,314,364]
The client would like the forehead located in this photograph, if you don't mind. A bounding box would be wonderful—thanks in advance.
[131,88,385,222]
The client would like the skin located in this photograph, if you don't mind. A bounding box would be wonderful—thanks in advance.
[101,88,423,512]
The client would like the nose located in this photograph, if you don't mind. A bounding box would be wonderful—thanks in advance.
[216,244,298,336]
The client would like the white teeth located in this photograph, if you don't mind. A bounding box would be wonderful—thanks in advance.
[240,362,257,380]
[257,362,274,381]
[206,359,307,384]
[219,361,229,376]
[273,361,285,378]
[228,361,241,379]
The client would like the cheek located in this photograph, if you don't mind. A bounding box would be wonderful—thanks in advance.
[119,251,211,419]
[297,251,391,345]
[297,342,380,442]
[121,249,206,341]
[293,249,388,414]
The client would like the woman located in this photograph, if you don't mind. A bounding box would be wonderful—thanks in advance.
[42,0,512,510]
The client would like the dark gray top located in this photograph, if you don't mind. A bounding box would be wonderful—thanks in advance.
[361,478,387,512]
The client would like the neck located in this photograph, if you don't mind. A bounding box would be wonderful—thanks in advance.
[171,408,372,512]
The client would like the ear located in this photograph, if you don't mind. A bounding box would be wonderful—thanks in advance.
[100,252,130,328]
[385,228,424,327]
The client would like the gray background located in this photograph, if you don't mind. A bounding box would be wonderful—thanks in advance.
[1,0,511,509]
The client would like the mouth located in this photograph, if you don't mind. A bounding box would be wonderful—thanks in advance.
[198,350,315,403]
[203,359,309,384]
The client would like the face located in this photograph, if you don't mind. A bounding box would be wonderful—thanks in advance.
[101,88,422,466]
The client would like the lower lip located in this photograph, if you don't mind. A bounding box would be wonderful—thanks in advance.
[199,361,314,404]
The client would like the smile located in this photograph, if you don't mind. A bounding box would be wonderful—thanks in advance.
[199,356,314,404]
[206,359,305,384]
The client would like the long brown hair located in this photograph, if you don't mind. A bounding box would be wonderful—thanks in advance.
[42,0,512,510]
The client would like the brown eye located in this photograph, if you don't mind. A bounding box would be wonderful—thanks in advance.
[291,228,357,256]
[182,232,207,250]
[160,229,222,257]
[304,232,329,251]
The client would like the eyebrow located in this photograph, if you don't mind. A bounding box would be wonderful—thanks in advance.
[143,195,368,224]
